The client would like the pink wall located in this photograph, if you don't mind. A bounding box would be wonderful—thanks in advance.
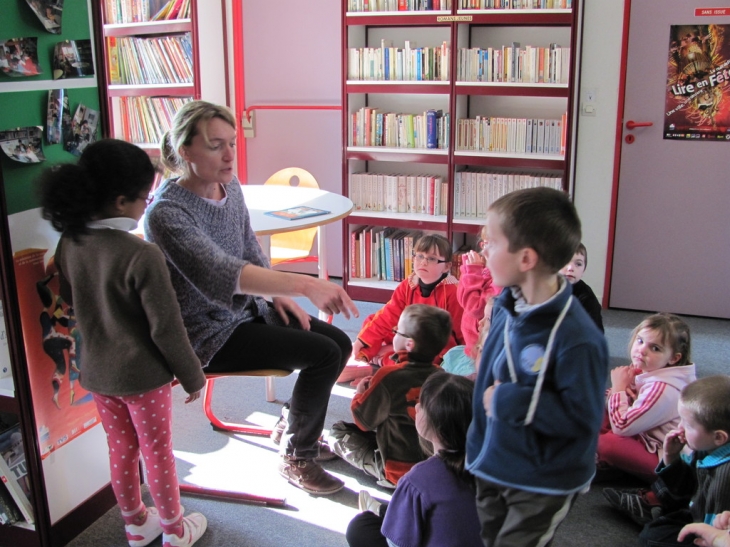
[242,0,343,276]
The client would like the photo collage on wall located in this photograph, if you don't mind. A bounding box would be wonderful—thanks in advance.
[0,38,41,78]
[25,0,64,34]
[0,127,45,164]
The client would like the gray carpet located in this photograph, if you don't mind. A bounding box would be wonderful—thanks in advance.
[66,295,729,547]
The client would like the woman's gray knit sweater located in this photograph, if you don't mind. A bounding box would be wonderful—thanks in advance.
[144,176,272,366]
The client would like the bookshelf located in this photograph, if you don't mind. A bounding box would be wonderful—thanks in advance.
[98,0,202,155]
[342,0,581,303]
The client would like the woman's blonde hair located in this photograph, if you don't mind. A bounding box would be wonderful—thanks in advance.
[159,100,236,174]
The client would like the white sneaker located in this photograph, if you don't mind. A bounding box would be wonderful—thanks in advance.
[358,490,382,515]
[162,513,208,547]
[125,507,163,547]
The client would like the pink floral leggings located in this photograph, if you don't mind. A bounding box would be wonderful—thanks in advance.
[93,385,183,531]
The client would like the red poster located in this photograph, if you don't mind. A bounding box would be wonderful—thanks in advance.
[13,249,99,460]
[664,24,730,140]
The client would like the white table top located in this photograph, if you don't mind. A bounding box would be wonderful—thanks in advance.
[242,185,353,236]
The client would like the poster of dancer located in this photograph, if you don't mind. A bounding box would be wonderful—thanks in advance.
[0,38,41,77]
[0,127,45,164]
[25,0,63,34]
[47,89,68,145]
[664,24,730,140]
[12,249,98,460]
[63,103,99,157]
[52,39,94,80]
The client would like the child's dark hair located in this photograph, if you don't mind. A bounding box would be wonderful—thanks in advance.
[400,304,452,362]
[576,242,587,268]
[680,376,730,434]
[418,370,474,482]
[413,233,453,263]
[489,187,581,273]
[39,139,155,240]
[628,312,691,368]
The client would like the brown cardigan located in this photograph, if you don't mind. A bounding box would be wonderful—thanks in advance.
[55,227,205,397]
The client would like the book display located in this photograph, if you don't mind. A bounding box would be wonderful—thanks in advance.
[342,0,582,302]
[99,0,201,153]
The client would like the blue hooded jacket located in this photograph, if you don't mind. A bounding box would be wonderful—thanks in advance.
[466,279,609,495]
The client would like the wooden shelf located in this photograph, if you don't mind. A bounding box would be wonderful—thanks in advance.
[106,84,195,97]
[103,19,193,37]
[341,1,580,303]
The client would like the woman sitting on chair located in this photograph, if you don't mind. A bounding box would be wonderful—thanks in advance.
[144,100,358,496]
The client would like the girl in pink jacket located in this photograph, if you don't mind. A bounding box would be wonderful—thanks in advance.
[596,313,695,483]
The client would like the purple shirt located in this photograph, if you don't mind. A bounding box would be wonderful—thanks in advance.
[382,456,482,547]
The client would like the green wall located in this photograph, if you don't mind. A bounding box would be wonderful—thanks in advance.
[0,0,101,215]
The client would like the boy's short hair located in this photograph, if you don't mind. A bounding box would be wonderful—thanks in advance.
[628,313,691,368]
[576,242,587,268]
[489,187,581,273]
[680,375,730,435]
[400,304,452,361]
[413,234,453,262]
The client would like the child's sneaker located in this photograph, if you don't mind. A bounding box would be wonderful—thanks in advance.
[162,513,208,547]
[603,488,663,526]
[125,507,163,547]
[358,490,382,515]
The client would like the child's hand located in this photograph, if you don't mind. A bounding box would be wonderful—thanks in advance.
[355,375,372,394]
[677,520,730,547]
[610,366,634,393]
[464,250,486,267]
[715,511,730,532]
[663,427,687,465]
[185,389,202,404]
[483,380,500,416]
[351,339,365,360]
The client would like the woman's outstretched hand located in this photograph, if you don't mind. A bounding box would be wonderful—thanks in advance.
[306,278,359,320]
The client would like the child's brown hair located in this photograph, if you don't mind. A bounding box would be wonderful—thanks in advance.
[400,304,452,362]
[628,313,691,368]
[413,234,453,263]
[680,375,730,435]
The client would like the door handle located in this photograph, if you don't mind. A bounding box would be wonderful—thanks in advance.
[626,120,653,130]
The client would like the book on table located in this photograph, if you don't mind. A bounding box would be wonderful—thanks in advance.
[265,206,330,221]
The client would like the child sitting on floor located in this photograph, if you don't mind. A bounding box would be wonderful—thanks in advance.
[345,370,482,547]
[330,304,452,488]
[596,313,696,483]
[338,234,464,384]
[560,242,604,332]
[442,226,501,377]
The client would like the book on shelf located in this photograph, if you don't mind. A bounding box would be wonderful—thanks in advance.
[0,474,22,525]
[0,424,33,524]
[265,206,330,221]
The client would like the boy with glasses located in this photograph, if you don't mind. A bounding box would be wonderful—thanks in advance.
[337,234,464,384]
[330,304,453,487]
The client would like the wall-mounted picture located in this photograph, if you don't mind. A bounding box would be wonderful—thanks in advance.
[0,38,41,77]
[52,39,94,80]
[664,24,730,140]
[46,89,69,145]
[25,0,64,34]
[64,104,99,157]
[0,127,45,164]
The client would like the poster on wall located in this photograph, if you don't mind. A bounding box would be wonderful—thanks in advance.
[52,40,94,80]
[12,249,98,460]
[0,37,41,77]
[664,24,730,140]
[47,88,69,145]
[64,103,99,156]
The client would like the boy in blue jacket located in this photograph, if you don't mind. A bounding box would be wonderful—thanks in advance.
[466,187,609,547]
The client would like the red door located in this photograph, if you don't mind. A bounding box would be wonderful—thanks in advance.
[608,0,730,318]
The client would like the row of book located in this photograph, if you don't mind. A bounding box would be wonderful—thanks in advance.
[350,107,450,149]
[350,173,449,216]
[455,114,567,155]
[104,0,191,24]
[453,170,563,219]
[348,0,453,11]
[0,420,33,526]
[348,41,450,82]
[350,227,425,281]
[107,34,193,86]
[459,0,571,8]
[457,44,570,84]
[118,96,192,144]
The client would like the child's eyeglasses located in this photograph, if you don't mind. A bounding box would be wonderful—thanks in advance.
[412,252,447,265]
[391,327,412,338]
[142,194,154,205]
